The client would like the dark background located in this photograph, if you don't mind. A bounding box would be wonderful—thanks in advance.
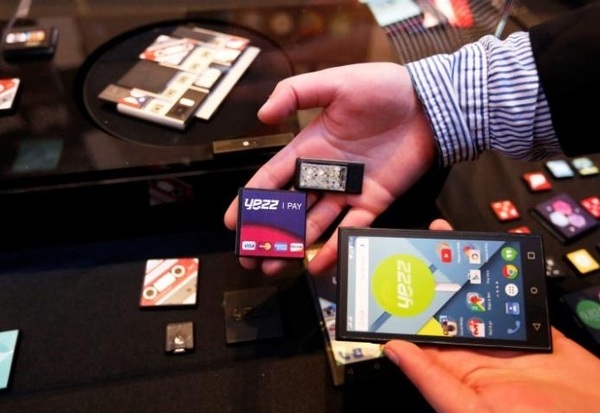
[0,1,598,412]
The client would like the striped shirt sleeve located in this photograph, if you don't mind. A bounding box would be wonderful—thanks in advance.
[406,31,561,168]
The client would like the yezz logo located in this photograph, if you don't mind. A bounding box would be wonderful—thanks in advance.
[244,198,280,210]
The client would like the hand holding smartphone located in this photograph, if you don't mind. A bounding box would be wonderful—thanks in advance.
[336,227,552,352]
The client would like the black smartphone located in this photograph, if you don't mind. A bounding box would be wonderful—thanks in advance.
[305,265,397,386]
[336,227,552,352]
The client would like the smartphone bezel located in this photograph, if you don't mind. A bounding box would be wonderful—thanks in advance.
[336,227,553,352]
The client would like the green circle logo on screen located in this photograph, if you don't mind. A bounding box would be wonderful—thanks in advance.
[371,254,435,317]
[576,299,600,330]
[501,246,518,262]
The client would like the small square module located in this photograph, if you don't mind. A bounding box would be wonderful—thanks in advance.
[223,286,284,344]
[565,249,600,275]
[522,171,551,192]
[531,192,598,243]
[544,159,574,179]
[0,329,19,390]
[294,158,364,194]
[0,78,21,112]
[139,258,199,308]
[489,199,520,222]
[236,188,307,259]
[165,322,194,354]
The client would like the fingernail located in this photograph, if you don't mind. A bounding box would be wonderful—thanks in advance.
[383,346,398,365]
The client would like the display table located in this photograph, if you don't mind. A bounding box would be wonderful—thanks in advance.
[437,151,600,354]
[0,1,398,193]
[0,2,437,411]
[0,170,447,412]
[1,1,597,411]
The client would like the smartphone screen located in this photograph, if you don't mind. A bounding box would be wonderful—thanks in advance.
[336,227,552,352]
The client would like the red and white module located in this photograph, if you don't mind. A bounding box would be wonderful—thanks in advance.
[139,258,199,307]
[0,78,20,112]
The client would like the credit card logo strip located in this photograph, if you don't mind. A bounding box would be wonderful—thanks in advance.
[240,240,304,254]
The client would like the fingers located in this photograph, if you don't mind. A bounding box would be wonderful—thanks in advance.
[223,194,239,231]
[305,204,378,275]
[304,194,345,242]
[257,67,348,124]
[304,236,338,275]
[244,192,347,276]
[429,218,453,231]
[223,141,303,230]
[226,183,332,276]
[236,192,377,276]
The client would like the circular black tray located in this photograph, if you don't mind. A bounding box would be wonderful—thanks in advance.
[79,19,294,148]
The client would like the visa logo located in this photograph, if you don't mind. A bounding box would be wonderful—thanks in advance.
[241,241,256,250]
[290,243,304,252]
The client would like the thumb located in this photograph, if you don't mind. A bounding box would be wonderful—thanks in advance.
[258,68,349,123]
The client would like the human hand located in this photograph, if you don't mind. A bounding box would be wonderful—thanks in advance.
[224,62,437,276]
[383,327,600,413]
[384,218,600,412]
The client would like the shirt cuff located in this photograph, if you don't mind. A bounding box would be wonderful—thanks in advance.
[407,32,559,168]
